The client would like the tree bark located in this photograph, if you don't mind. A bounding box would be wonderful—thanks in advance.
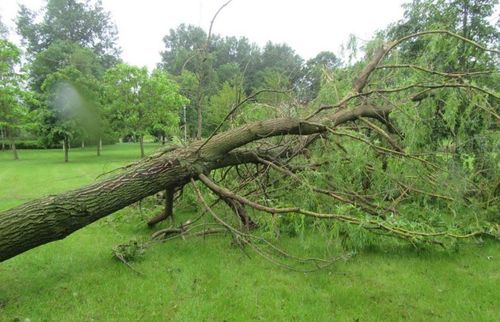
[97,137,102,156]
[0,105,390,262]
[139,135,145,158]
[147,186,175,227]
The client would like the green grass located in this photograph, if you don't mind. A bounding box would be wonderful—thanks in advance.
[0,145,499,321]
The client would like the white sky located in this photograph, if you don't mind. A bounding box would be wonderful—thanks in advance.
[1,0,408,69]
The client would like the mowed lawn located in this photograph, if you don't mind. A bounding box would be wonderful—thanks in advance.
[0,145,498,321]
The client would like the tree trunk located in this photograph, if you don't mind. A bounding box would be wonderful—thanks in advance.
[0,105,390,262]
[81,140,85,148]
[11,138,18,161]
[1,127,5,151]
[139,135,145,158]
[197,104,203,139]
[97,137,102,156]
[64,137,69,163]
[6,128,18,160]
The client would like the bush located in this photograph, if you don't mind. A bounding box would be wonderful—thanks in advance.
[0,140,45,149]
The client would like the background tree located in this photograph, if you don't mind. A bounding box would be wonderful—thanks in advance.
[32,41,104,152]
[0,39,31,160]
[160,24,218,139]
[255,42,303,90]
[30,40,103,92]
[102,64,187,157]
[16,0,120,67]
[40,65,101,162]
[15,0,121,153]
[298,51,342,102]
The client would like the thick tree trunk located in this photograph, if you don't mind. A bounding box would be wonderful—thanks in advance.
[0,105,389,262]
[139,135,145,158]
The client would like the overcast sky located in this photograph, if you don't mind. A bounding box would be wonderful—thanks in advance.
[1,0,408,69]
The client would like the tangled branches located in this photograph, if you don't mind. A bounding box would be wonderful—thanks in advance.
[146,29,499,268]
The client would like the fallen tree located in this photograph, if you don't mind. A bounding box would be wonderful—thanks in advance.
[1,31,498,262]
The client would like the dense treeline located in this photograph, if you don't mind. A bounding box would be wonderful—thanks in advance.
[0,0,343,159]
[3,0,495,159]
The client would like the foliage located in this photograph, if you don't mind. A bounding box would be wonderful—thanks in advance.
[102,64,188,153]
[38,64,102,151]
[16,0,120,66]
[159,24,312,137]
[30,40,103,92]
[387,0,499,73]
[0,39,34,158]
[112,239,146,262]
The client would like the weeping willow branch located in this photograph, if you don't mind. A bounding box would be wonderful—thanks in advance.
[197,174,496,245]
[376,64,498,78]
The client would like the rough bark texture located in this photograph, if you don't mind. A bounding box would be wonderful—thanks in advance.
[0,105,390,262]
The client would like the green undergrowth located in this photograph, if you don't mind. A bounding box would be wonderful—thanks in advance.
[0,145,499,321]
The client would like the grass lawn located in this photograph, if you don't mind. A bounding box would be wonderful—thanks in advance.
[0,145,498,321]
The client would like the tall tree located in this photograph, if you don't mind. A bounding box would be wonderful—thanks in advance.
[15,0,120,153]
[255,42,304,90]
[0,40,31,160]
[160,25,262,138]
[160,24,219,139]
[31,41,104,154]
[40,65,101,162]
[16,0,120,67]
[299,51,341,102]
